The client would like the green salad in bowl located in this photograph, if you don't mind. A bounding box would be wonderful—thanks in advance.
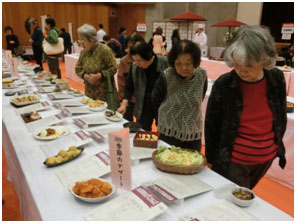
[155,146,204,166]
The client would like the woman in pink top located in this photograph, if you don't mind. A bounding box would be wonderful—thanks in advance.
[153,27,166,55]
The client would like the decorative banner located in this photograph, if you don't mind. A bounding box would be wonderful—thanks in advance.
[108,128,131,191]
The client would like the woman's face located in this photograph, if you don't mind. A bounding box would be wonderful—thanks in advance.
[78,35,95,51]
[132,54,153,69]
[175,54,195,77]
[233,60,265,82]
[6,30,12,35]
[45,23,51,30]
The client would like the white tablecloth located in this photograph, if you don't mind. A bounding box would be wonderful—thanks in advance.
[202,81,294,189]
[2,74,293,221]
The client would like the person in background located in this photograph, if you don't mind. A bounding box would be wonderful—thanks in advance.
[75,24,117,101]
[149,29,167,51]
[171,29,180,48]
[97,24,106,43]
[5,26,19,55]
[117,41,169,130]
[60,28,72,55]
[152,40,207,151]
[278,45,293,66]
[152,26,166,55]
[28,18,44,69]
[44,17,62,78]
[117,34,144,121]
[205,26,287,189]
[192,24,207,55]
[103,35,122,58]
[118,26,127,56]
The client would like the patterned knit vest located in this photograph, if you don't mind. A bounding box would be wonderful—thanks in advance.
[158,67,207,141]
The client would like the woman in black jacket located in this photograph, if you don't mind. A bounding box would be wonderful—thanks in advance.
[205,26,287,189]
[5,26,19,55]
[171,29,180,47]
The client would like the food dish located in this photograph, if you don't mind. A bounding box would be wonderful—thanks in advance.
[69,178,116,203]
[3,83,17,89]
[230,186,255,207]
[33,126,70,140]
[134,131,159,148]
[87,100,107,112]
[21,112,42,123]
[286,102,294,113]
[279,65,292,72]
[2,78,14,83]
[81,97,94,105]
[10,95,40,106]
[104,110,123,122]
[44,146,84,167]
[152,146,206,174]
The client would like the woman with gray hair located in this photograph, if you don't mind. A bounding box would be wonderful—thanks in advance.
[205,26,287,189]
[75,24,117,101]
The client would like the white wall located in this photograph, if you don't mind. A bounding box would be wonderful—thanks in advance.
[236,2,263,25]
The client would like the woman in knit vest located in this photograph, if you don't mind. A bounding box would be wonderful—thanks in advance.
[152,40,208,151]
[205,26,287,189]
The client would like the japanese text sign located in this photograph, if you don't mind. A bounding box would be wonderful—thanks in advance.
[108,128,132,191]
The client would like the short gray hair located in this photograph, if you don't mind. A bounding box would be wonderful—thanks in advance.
[224,26,276,69]
[77,24,97,42]
[29,18,38,25]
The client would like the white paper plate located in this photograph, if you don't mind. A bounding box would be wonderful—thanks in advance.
[104,110,123,122]
[69,178,116,203]
[88,102,107,112]
[10,95,40,106]
[33,126,71,140]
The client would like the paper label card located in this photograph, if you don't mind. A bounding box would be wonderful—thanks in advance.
[180,200,258,221]
[26,114,67,132]
[89,130,105,141]
[15,102,51,115]
[108,128,131,191]
[56,152,111,189]
[142,175,212,203]
[40,130,92,157]
[83,186,168,221]
[73,115,111,129]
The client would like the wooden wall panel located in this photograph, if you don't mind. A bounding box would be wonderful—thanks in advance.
[117,4,146,37]
[2,2,110,48]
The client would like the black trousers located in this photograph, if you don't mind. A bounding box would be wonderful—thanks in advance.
[64,45,72,54]
[123,101,135,122]
[227,158,274,189]
[32,44,43,69]
[137,97,157,131]
[47,56,61,78]
[159,134,201,151]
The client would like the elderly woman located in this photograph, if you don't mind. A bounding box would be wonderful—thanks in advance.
[117,41,169,131]
[75,24,117,101]
[205,26,287,189]
[152,40,207,151]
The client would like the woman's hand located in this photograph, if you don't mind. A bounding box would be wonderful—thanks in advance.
[117,99,128,114]
[87,73,102,86]
[9,40,15,44]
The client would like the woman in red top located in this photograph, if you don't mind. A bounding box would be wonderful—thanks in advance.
[205,26,287,189]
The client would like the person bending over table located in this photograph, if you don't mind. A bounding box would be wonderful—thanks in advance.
[117,34,144,121]
[152,40,207,151]
[75,24,117,101]
[205,25,287,189]
[117,41,169,131]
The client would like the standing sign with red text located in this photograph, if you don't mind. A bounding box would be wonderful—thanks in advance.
[108,128,132,191]
[11,58,19,77]
[5,50,12,64]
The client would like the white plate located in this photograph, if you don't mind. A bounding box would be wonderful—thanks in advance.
[10,95,40,106]
[88,102,107,112]
[104,110,123,122]
[33,126,71,140]
[69,178,117,203]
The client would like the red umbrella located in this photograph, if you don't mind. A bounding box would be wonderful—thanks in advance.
[170,10,207,39]
[211,18,246,40]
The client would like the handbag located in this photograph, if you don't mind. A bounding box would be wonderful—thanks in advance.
[43,37,64,55]
[14,45,25,56]
[105,71,119,111]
